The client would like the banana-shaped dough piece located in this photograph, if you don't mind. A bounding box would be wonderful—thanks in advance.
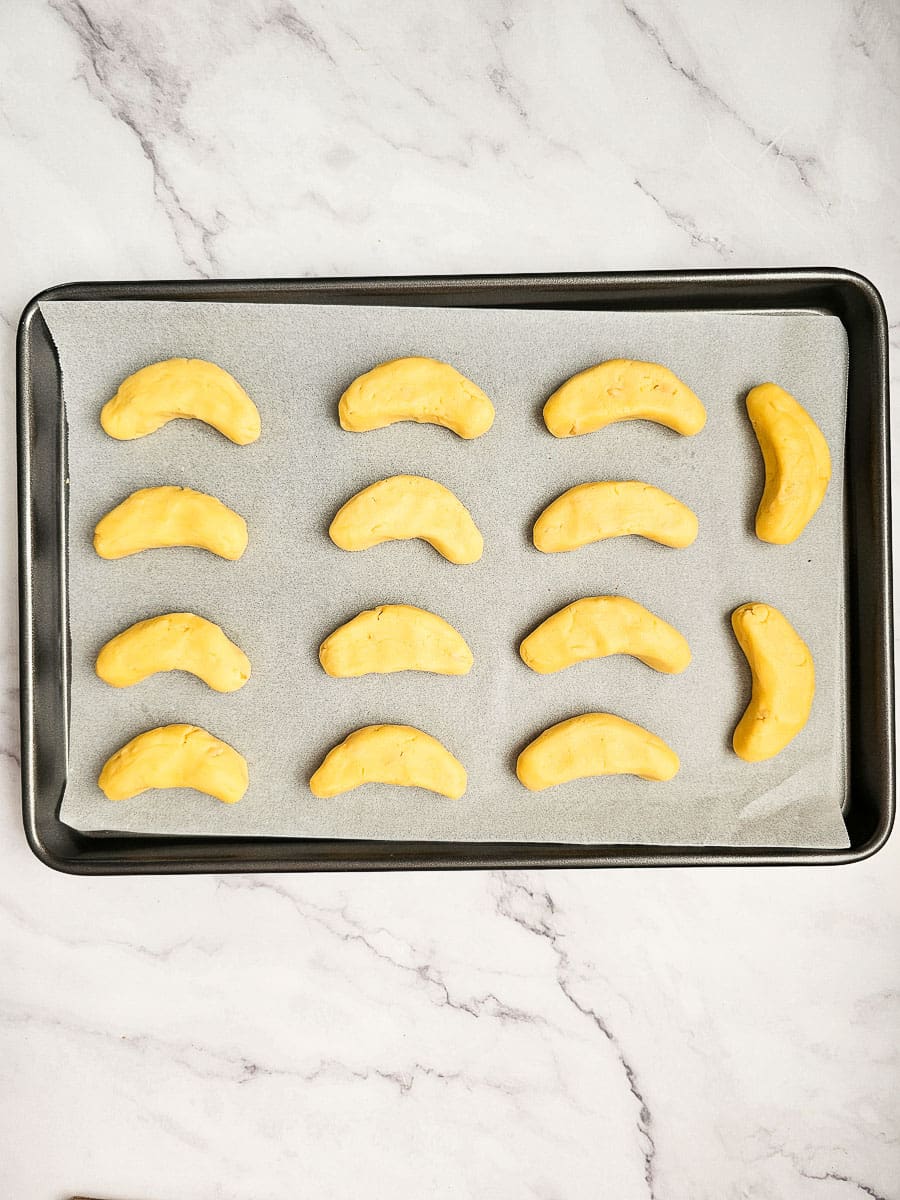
[731,602,815,761]
[329,475,483,564]
[520,596,690,675]
[94,486,248,560]
[101,358,260,444]
[96,613,251,692]
[517,713,680,790]
[746,383,831,544]
[310,724,467,798]
[339,357,494,439]
[533,481,697,553]
[319,605,473,677]
[544,359,706,437]
[99,725,248,804]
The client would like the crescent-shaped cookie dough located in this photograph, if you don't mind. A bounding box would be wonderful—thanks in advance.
[94,486,248,560]
[329,475,483,564]
[516,713,680,790]
[339,357,494,439]
[544,359,706,437]
[96,613,251,692]
[310,724,467,799]
[98,724,248,804]
[533,481,698,553]
[520,596,691,675]
[101,358,261,444]
[319,605,473,677]
[731,602,815,761]
[746,382,831,544]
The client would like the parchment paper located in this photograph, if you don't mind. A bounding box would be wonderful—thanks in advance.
[42,300,850,847]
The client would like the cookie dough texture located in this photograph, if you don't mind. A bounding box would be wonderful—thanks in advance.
[98,724,249,804]
[310,724,467,799]
[544,359,706,437]
[96,613,251,692]
[516,713,680,790]
[329,475,483,564]
[746,382,831,544]
[731,602,815,762]
[319,605,473,677]
[339,356,494,439]
[101,358,261,444]
[93,486,248,560]
[520,596,691,675]
[533,481,698,553]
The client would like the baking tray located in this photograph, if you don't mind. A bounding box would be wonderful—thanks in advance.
[17,270,894,874]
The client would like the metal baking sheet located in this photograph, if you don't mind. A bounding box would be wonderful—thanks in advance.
[17,272,894,873]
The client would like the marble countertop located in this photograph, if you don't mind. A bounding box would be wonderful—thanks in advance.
[1,2,898,1198]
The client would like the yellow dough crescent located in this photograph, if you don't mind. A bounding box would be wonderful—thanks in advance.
[544,359,706,437]
[96,613,251,692]
[746,382,831,544]
[533,481,698,553]
[339,357,495,439]
[94,486,248,560]
[516,713,680,790]
[329,475,483,564]
[101,358,261,444]
[731,602,815,762]
[319,605,473,677]
[309,724,467,799]
[98,725,248,804]
[520,596,691,675]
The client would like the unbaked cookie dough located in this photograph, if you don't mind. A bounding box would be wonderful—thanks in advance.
[310,724,467,799]
[731,602,815,762]
[96,613,251,692]
[93,486,248,560]
[516,713,680,790]
[520,596,690,675]
[746,382,831,545]
[99,725,249,804]
[319,605,473,677]
[329,475,483,564]
[101,358,260,444]
[339,356,494,438]
[533,481,698,553]
[544,359,706,437]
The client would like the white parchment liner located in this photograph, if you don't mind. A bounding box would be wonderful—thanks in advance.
[42,300,849,847]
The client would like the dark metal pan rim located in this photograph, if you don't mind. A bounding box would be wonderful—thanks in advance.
[17,268,894,874]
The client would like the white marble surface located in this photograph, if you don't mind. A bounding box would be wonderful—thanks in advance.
[1,1,899,1197]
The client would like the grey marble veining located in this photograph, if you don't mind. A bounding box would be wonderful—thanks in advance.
[1,2,899,1198]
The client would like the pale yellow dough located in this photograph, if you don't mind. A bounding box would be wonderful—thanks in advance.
[544,359,706,437]
[310,724,467,799]
[319,605,473,677]
[94,486,248,560]
[520,596,691,675]
[533,481,698,553]
[96,613,251,692]
[516,713,680,790]
[339,356,494,439]
[101,358,260,444]
[746,382,831,544]
[329,475,483,564]
[99,724,248,804]
[731,602,815,762]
